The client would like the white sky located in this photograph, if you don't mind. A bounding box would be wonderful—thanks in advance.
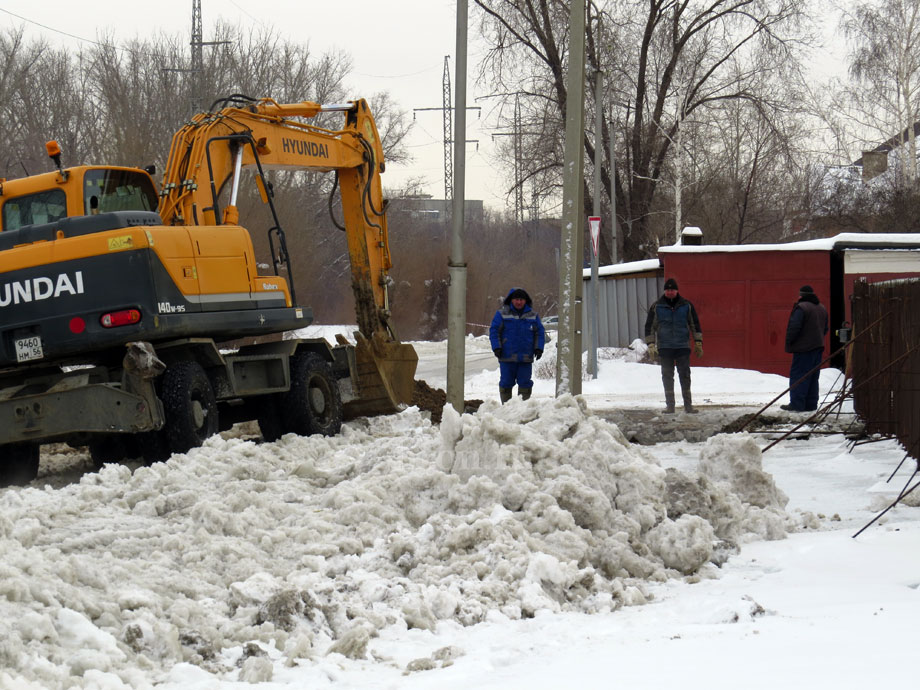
[0,0,510,211]
[1,333,917,688]
[1,0,860,218]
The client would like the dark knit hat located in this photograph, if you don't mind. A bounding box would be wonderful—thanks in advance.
[663,278,679,290]
[799,285,814,295]
[509,288,528,300]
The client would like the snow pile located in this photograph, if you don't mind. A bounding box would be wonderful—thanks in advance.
[0,397,789,687]
[534,339,648,381]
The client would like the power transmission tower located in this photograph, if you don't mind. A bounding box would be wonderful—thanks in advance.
[413,56,480,206]
[191,0,203,76]
[513,94,524,225]
[442,56,453,202]
[491,93,526,226]
[531,182,540,222]
[164,2,229,114]
[190,0,203,112]
[168,0,229,113]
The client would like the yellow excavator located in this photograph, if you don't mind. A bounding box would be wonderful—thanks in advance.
[0,95,418,485]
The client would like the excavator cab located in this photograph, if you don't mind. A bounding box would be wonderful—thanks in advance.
[0,161,159,233]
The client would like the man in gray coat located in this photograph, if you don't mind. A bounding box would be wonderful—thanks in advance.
[644,278,703,413]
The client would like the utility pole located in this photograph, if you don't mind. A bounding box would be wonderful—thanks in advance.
[609,103,618,264]
[556,0,587,396]
[588,69,603,379]
[446,0,469,412]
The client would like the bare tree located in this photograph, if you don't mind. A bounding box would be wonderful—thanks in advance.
[663,78,815,245]
[0,28,100,176]
[474,0,813,260]
[0,23,421,328]
[843,0,920,184]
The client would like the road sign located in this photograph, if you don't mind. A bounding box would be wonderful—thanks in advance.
[588,216,601,257]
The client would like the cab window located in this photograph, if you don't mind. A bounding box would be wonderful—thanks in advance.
[1,189,68,231]
[83,169,158,215]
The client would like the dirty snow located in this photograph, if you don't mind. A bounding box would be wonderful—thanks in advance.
[0,338,917,689]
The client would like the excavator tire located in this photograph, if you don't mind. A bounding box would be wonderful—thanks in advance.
[282,353,342,437]
[160,361,219,454]
[137,431,171,466]
[257,394,285,442]
[89,436,129,469]
[0,443,40,487]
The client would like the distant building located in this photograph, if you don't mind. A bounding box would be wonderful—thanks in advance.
[387,196,484,223]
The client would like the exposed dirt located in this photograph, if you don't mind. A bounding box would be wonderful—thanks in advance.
[596,406,865,445]
[412,379,482,424]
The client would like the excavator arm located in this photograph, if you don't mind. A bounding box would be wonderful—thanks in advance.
[159,96,393,339]
[159,96,416,414]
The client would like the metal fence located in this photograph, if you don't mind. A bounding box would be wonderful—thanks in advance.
[583,272,663,348]
[851,278,920,460]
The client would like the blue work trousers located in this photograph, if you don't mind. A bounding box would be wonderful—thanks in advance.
[789,348,823,411]
[499,361,533,389]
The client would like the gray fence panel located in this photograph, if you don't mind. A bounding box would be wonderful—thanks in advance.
[583,272,663,348]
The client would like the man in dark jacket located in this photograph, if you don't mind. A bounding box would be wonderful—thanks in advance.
[782,285,828,412]
[489,287,546,403]
[644,278,703,413]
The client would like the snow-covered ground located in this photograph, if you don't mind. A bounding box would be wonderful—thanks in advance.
[1,334,917,690]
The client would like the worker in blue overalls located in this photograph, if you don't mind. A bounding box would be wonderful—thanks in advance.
[489,287,546,403]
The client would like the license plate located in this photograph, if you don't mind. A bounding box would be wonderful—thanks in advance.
[15,335,44,363]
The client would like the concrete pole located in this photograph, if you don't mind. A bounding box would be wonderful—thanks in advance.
[588,69,602,379]
[609,105,618,264]
[674,122,682,242]
[555,0,586,397]
[446,0,468,412]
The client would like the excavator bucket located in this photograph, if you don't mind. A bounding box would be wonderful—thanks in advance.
[342,331,419,419]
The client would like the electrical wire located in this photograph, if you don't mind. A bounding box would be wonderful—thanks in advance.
[0,7,165,60]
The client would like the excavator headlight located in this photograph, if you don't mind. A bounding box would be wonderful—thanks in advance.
[100,309,142,328]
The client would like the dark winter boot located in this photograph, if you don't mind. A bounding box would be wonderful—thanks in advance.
[663,390,676,414]
[499,387,513,404]
[519,388,532,401]
[682,391,698,414]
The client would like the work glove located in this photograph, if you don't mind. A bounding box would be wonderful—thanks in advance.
[694,341,703,358]
[647,343,658,360]
[493,349,502,359]
[534,349,543,360]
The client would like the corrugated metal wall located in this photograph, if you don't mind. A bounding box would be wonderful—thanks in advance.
[583,273,663,347]
[851,278,920,461]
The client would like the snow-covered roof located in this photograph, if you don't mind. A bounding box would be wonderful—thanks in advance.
[582,234,920,278]
[659,233,920,254]
[584,258,661,279]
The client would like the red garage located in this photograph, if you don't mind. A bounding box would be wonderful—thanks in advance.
[658,233,920,376]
